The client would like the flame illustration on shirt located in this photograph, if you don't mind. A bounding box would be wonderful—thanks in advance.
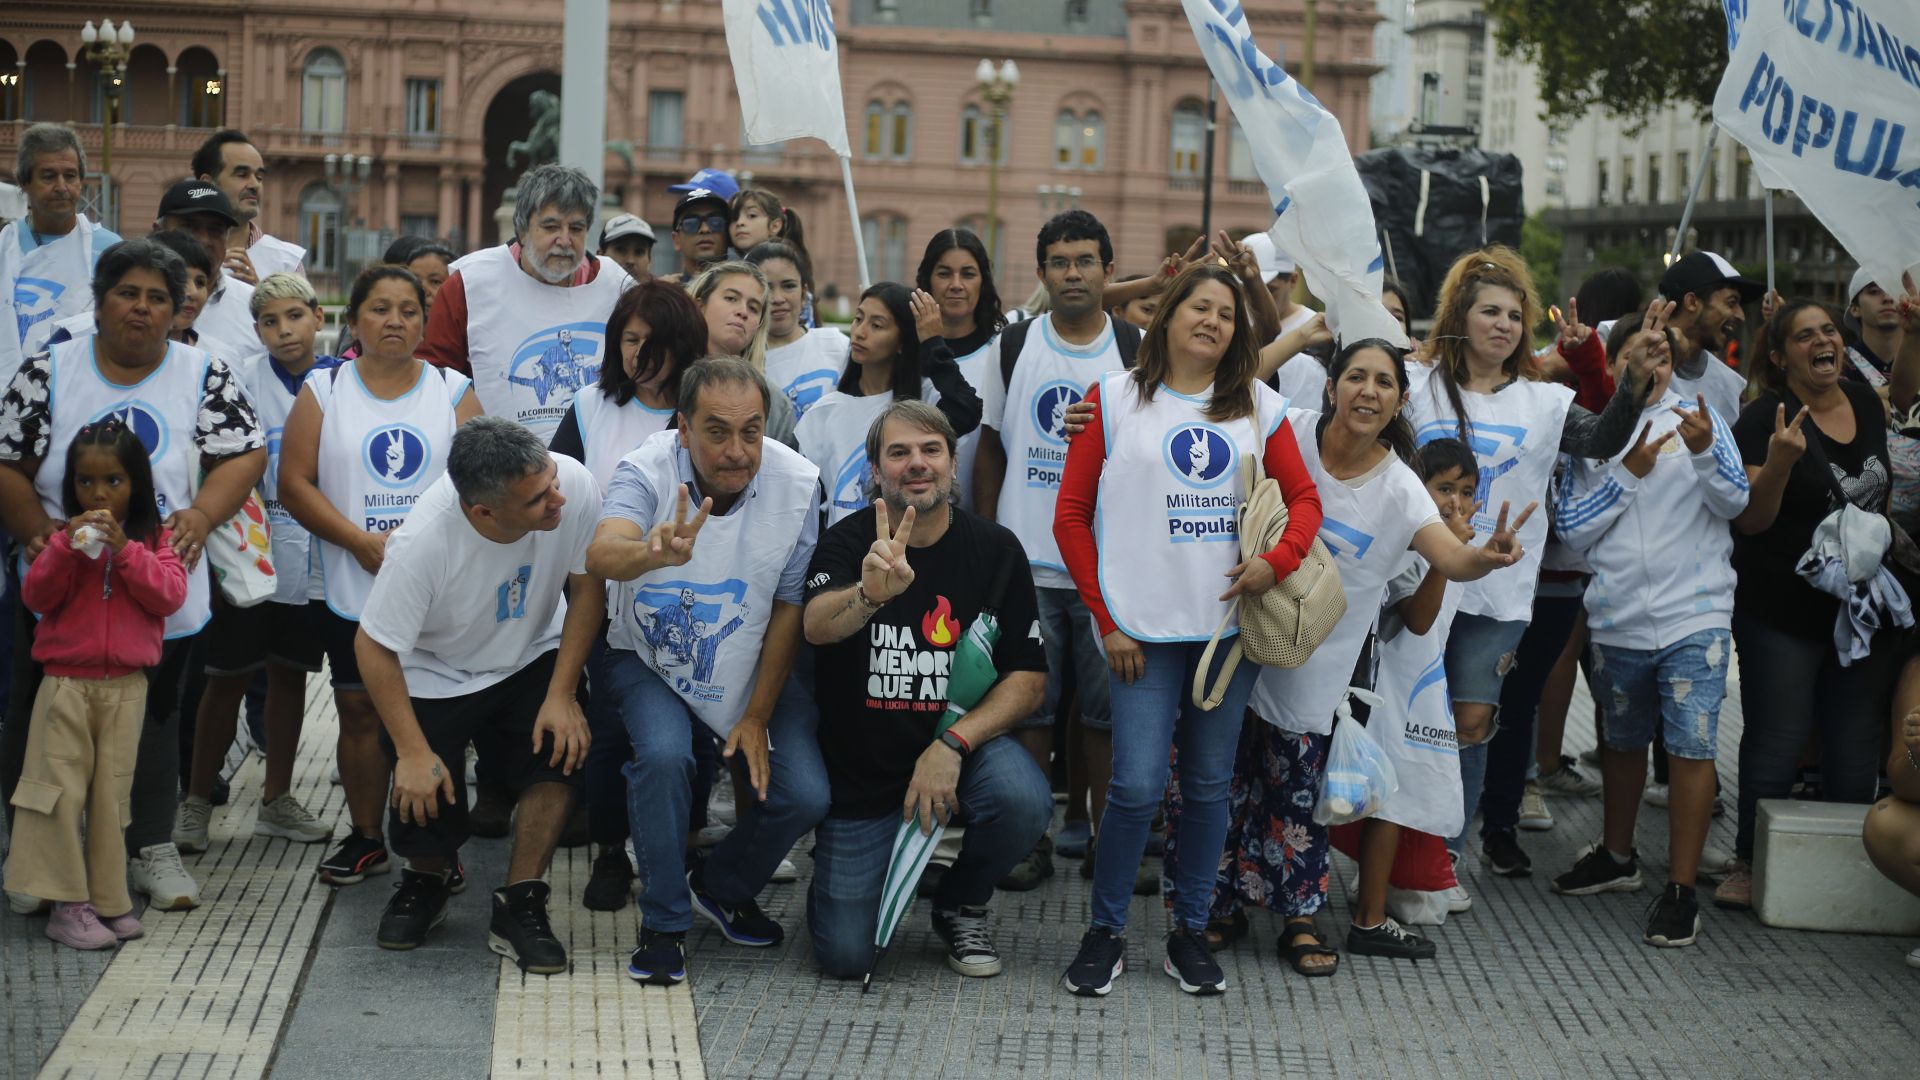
[921,595,956,647]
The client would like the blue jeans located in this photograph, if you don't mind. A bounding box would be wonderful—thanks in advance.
[603,648,830,933]
[1592,629,1730,759]
[807,736,1052,978]
[1021,586,1113,732]
[1447,742,1489,856]
[1092,639,1258,932]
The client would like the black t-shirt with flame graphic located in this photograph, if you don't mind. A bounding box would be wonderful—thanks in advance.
[805,504,1047,819]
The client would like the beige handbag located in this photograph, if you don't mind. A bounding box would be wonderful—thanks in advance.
[1193,453,1346,709]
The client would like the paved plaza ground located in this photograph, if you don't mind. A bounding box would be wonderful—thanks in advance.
[3,663,1917,1079]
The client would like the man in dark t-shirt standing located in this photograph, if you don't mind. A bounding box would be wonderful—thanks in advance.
[802,399,1050,981]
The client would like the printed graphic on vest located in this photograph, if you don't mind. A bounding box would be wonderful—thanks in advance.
[508,321,604,422]
[89,402,168,460]
[633,578,752,701]
[1022,380,1080,490]
[1318,516,1377,562]
[14,276,64,345]
[1160,422,1238,542]
[496,564,533,622]
[866,595,960,711]
[1413,417,1530,527]
[831,449,870,514]
[357,423,430,530]
[784,369,840,419]
[1401,653,1458,754]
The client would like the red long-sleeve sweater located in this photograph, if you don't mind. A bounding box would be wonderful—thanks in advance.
[23,528,188,678]
[1052,383,1324,638]
[1559,331,1612,413]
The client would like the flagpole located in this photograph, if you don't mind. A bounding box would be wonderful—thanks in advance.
[1200,79,1217,241]
[1670,123,1718,262]
[1763,187,1776,297]
[840,153,871,290]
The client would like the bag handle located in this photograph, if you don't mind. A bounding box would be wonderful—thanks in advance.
[1192,453,1263,710]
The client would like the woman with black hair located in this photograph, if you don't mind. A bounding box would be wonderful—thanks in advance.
[794,282,981,526]
[916,229,1007,511]
[549,282,706,492]
[748,241,847,422]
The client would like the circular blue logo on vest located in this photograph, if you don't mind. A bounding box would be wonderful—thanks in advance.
[88,402,167,460]
[1163,423,1234,489]
[363,424,429,489]
[1032,381,1082,445]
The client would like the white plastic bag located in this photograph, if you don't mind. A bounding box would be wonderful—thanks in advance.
[1313,687,1398,826]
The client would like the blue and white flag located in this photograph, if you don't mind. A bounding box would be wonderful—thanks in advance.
[1713,0,1920,297]
[1180,0,1406,348]
[722,0,850,157]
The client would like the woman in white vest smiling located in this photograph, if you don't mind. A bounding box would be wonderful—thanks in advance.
[796,282,983,528]
[1051,262,1321,998]
[0,237,265,913]
[914,228,1008,512]
[279,265,480,891]
[747,241,848,424]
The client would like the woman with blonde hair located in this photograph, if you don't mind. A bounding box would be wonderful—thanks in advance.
[1405,245,1661,877]
[687,260,796,446]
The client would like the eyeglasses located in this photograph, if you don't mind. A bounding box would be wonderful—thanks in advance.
[676,214,728,235]
[1044,255,1102,274]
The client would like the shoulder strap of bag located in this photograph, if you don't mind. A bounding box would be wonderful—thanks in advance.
[1193,453,1267,710]
[1781,389,1854,508]
[998,319,1034,392]
[1115,319,1142,370]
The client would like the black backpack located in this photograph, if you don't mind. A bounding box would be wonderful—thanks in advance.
[997,315,1141,393]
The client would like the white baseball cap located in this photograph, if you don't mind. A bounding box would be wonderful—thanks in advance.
[1849,266,1887,303]
[602,213,655,246]
[1240,232,1295,283]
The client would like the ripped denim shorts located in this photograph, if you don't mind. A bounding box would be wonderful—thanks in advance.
[1590,628,1731,760]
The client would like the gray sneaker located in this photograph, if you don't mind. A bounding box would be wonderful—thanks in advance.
[173,796,213,853]
[256,794,332,843]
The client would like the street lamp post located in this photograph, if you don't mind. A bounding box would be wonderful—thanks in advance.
[78,18,136,229]
[323,152,374,295]
[974,58,1018,271]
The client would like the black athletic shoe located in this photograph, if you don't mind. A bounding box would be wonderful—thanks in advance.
[376,867,451,950]
[628,928,687,985]
[1063,927,1126,997]
[1644,882,1702,948]
[931,905,1003,977]
[582,846,635,912]
[1346,917,1437,960]
[1552,843,1643,896]
[1162,925,1226,995]
[688,863,782,947]
[448,856,468,895]
[1480,829,1533,877]
[489,880,568,975]
[468,785,513,839]
[318,834,390,886]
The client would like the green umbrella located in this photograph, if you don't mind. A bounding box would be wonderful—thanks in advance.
[864,554,1013,991]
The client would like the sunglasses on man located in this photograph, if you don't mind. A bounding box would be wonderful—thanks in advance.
[676,213,728,235]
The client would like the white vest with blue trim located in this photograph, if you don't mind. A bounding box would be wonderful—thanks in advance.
[457,246,631,441]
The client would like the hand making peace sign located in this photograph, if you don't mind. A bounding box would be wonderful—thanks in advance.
[1552,296,1592,350]
[649,487,713,569]
[1471,500,1535,570]
[1671,393,1714,455]
[1622,421,1676,478]
[1767,403,1811,469]
[862,501,918,605]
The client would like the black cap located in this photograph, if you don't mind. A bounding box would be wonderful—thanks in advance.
[1659,251,1764,304]
[673,187,729,223]
[154,179,239,227]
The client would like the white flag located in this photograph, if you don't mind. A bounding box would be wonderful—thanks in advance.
[722,0,851,158]
[1712,0,1920,297]
[1179,0,1405,348]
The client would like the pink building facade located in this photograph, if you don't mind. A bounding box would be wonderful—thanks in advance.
[1,0,1382,297]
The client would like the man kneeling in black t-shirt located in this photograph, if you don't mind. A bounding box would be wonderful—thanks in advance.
[802,399,1051,979]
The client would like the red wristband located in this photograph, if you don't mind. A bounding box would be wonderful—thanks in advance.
[946,729,971,755]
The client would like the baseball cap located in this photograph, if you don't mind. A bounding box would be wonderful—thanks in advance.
[154,178,239,227]
[668,168,739,201]
[1848,266,1890,304]
[673,188,730,223]
[1240,232,1296,283]
[1659,251,1764,304]
[602,213,655,246]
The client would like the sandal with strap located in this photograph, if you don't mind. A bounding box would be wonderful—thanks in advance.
[1202,908,1249,952]
[1279,920,1340,978]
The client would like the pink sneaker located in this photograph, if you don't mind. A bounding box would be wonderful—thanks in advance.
[45,902,118,950]
[99,910,144,941]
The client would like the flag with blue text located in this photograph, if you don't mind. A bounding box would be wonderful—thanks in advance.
[722,0,851,157]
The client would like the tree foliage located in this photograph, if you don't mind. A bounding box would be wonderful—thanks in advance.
[1485,0,1727,131]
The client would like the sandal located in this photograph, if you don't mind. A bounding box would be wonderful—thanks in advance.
[1279,920,1340,978]
[1202,909,1249,952]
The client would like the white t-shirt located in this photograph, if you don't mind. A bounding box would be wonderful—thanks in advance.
[359,453,600,699]
[196,278,267,364]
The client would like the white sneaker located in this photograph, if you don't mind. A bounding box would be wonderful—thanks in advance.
[624,837,639,875]
[173,796,213,853]
[129,843,200,910]
[1535,755,1603,797]
[1643,782,1671,809]
[464,745,479,787]
[1697,844,1735,876]
[1518,783,1554,831]
[769,857,799,884]
[1445,850,1472,912]
[255,794,332,843]
[7,890,50,915]
[1577,745,1603,767]
[709,786,738,826]
[1906,944,1920,970]
[694,824,731,849]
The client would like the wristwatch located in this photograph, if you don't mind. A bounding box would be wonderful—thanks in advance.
[938,730,970,758]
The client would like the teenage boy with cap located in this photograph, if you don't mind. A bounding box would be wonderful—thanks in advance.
[668,189,732,286]
[668,168,740,201]
[1656,251,1763,422]
[1842,266,1906,387]
[153,178,266,363]
[600,214,655,283]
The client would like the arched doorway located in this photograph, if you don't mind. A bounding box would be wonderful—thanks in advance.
[175,46,222,129]
[23,40,68,122]
[123,44,169,127]
[481,71,561,247]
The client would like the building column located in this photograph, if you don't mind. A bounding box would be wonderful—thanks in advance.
[383,162,400,232]
[438,168,458,241]
[464,173,483,251]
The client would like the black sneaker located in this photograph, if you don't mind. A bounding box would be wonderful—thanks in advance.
[1644,882,1702,948]
[318,834,390,886]
[1346,917,1437,960]
[448,856,468,895]
[376,867,451,950]
[1480,829,1533,877]
[628,928,687,985]
[1063,927,1125,997]
[489,880,568,975]
[688,863,782,947]
[1552,843,1643,896]
[469,785,513,839]
[931,905,1003,978]
[1162,925,1226,995]
[582,846,635,912]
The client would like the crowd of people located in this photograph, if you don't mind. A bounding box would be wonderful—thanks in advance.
[1,119,1917,995]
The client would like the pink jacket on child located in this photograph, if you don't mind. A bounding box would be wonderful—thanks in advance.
[23,528,189,678]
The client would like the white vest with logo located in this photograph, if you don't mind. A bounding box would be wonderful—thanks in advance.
[765,327,849,423]
[998,318,1124,579]
[0,217,97,389]
[1405,365,1572,622]
[458,246,631,441]
[237,354,331,604]
[1251,412,1436,736]
[1370,551,1465,837]
[796,387,931,528]
[1094,374,1284,643]
[309,361,469,618]
[33,337,210,639]
[949,333,999,514]
[607,429,819,738]
[572,388,674,493]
